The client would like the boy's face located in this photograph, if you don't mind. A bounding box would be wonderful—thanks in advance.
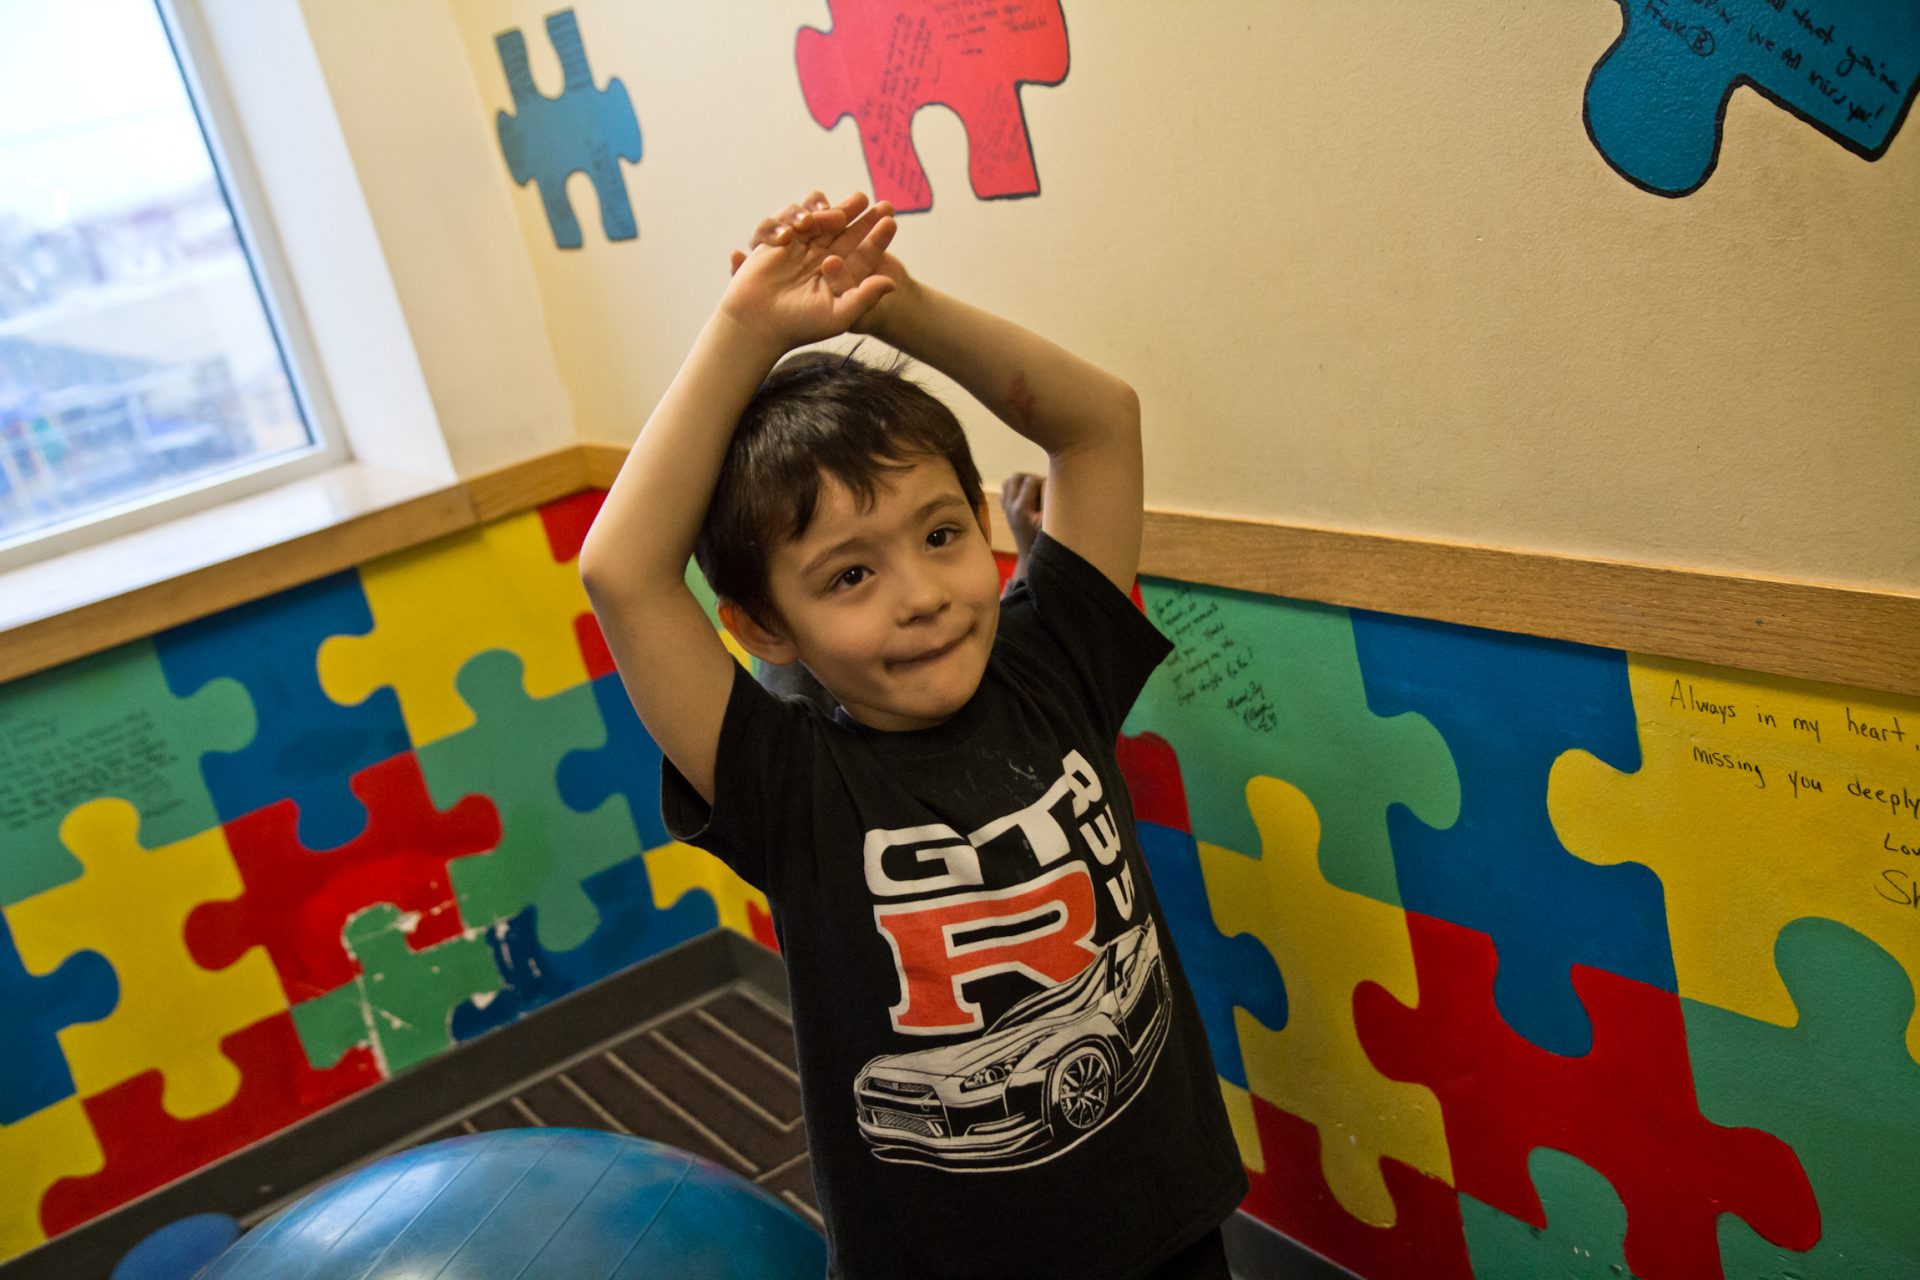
[744,455,1002,732]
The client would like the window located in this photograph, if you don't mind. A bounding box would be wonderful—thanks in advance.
[0,0,339,569]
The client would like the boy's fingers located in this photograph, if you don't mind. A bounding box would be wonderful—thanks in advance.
[806,190,830,212]
[729,249,747,276]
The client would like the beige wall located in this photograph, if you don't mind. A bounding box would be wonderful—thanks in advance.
[316,1,1919,593]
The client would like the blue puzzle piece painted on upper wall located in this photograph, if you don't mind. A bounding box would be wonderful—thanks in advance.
[1350,610,1674,1057]
[0,914,116,1123]
[496,9,642,248]
[1586,0,1919,195]
[154,571,409,852]
[1138,820,1288,1089]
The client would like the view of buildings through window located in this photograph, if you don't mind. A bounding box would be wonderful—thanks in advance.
[0,0,314,550]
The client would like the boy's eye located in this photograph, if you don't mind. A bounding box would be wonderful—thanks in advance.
[927,525,959,548]
[832,566,869,591]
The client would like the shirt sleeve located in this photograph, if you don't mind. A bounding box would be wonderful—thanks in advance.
[999,531,1173,739]
[661,660,820,894]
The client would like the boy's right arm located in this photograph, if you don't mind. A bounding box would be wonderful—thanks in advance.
[578,198,896,805]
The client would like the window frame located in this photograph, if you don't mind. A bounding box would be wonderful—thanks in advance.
[0,0,353,574]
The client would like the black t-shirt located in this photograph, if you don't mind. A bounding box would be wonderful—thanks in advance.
[665,533,1247,1279]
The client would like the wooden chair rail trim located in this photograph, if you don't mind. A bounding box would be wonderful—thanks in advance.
[2,442,1911,698]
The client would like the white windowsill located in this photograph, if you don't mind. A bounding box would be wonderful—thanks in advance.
[0,461,457,640]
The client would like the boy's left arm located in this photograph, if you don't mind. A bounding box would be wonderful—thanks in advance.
[876,284,1143,594]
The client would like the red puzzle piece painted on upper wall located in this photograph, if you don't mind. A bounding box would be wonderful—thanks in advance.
[38,1012,378,1234]
[185,752,501,1004]
[796,0,1070,213]
[1355,912,1822,1280]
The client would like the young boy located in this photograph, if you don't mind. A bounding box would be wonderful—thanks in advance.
[579,192,1245,1278]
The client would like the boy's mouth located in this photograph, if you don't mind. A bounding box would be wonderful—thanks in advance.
[890,632,966,670]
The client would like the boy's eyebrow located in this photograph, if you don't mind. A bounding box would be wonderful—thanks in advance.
[799,494,969,577]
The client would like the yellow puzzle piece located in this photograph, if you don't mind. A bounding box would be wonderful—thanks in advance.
[1550,654,1920,1058]
[645,841,771,942]
[0,1098,104,1260]
[6,799,285,1118]
[317,511,594,748]
[1201,776,1452,1225]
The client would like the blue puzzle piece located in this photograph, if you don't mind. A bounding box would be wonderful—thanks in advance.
[451,852,718,1041]
[1350,610,1673,1056]
[555,672,669,852]
[0,914,117,1123]
[1138,820,1288,1088]
[495,9,642,249]
[1586,0,1919,195]
[154,571,409,851]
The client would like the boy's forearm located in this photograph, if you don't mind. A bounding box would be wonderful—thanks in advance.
[579,309,787,592]
[869,281,1138,457]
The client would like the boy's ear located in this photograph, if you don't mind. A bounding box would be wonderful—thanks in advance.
[717,598,799,666]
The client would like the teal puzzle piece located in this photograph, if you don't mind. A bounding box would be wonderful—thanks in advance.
[1585,0,1918,195]
[495,9,642,248]
[0,639,253,906]
[1686,917,1920,1279]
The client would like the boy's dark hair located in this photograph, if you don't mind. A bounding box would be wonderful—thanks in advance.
[695,348,985,629]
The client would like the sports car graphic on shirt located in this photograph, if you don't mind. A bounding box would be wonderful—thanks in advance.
[853,921,1171,1170]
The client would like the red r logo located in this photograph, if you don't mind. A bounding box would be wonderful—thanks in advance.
[872,863,1100,1035]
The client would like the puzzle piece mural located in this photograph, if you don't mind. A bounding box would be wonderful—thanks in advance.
[0,640,252,905]
[1585,0,1919,195]
[795,0,1070,212]
[1459,1149,1638,1280]
[154,571,409,852]
[494,8,642,248]
[292,904,500,1077]
[39,1013,378,1234]
[1550,654,1920,1059]
[6,798,284,1119]
[421,650,640,954]
[0,1099,103,1259]
[1356,911,1819,1279]
[1350,609,1674,1056]
[537,489,616,680]
[1124,581,1458,908]
[1202,775,1451,1227]
[1117,730,1288,1091]
[1240,1093,1473,1280]
[185,751,499,1005]
[1686,917,1920,1278]
[450,851,718,1040]
[0,914,115,1124]
[317,511,595,750]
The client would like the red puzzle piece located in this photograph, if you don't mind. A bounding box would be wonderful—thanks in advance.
[795,0,1070,213]
[1242,1094,1473,1280]
[39,1011,378,1233]
[1116,731,1192,834]
[1354,912,1821,1280]
[747,901,780,953]
[539,489,616,679]
[186,752,500,1003]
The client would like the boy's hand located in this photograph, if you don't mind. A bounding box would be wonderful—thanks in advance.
[720,191,898,350]
[730,191,915,337]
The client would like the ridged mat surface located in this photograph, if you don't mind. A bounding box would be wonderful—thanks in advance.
[414,986,818,1229]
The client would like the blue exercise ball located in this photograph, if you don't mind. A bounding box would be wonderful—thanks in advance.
[197,1129,824,1279]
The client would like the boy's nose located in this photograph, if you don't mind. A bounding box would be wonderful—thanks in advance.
[896,566,950,621]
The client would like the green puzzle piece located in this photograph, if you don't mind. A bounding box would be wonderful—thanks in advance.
[1122,579,1457,905]
[1462,1148,1641,1279]
[0,639,253,905]
[293,903,499,1075]
[420,649,639,952]
[1686,917,1920,1279]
